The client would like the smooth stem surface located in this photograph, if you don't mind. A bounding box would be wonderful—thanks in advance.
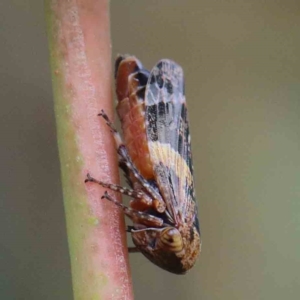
[45,1,133,299]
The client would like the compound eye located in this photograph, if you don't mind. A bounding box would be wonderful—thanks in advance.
[159,227,183,253]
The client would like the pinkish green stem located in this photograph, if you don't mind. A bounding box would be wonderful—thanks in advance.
[45,1,134,299]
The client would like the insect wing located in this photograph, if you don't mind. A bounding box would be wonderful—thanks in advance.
[144,60,196,226]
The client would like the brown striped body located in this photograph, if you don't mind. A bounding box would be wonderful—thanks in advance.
[86,55,200,274]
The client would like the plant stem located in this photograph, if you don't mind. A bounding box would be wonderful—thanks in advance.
[45,1,134,299]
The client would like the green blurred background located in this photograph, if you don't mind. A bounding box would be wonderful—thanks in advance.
[1,1,300,299]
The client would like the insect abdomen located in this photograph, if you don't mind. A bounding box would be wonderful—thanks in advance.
[115,55,154,180]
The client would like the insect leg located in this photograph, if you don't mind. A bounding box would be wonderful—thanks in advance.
[98,109,123,147]
[85,173,155,210]
[118,147,166,213]
[118,160,133,188]
[126,226,135,232]
[128,247,140,253]
[102,191,164,228]
[99,110,166,213]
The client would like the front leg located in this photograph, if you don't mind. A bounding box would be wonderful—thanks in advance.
[85,173,161,212]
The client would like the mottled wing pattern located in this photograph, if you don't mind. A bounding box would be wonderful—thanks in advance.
[145,60,195,225]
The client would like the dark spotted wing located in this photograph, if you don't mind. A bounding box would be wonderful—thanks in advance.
[144,60,195,226]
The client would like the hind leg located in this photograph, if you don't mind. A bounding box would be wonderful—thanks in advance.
[101,191,163,228]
